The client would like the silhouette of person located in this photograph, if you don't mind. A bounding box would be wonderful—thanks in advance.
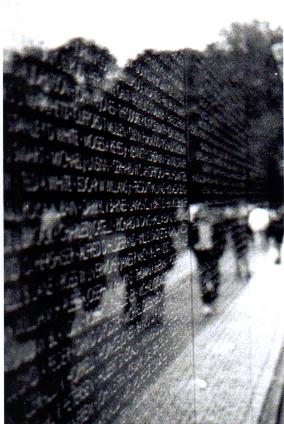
[188,204,223,314]
[122,225,176,326]
[266,207,284,264]
[225,203,252,282]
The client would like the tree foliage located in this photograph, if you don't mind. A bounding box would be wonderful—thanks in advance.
[205,21,283,204]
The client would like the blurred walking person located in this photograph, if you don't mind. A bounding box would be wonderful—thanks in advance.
[266,207,284,264]
[248,206,270,253]
[226,203,252,282]
[188,204,224,315]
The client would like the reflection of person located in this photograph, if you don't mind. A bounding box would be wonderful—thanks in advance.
[123,264,143,325]
[38,206,65,243]
[34,208,75,423]
[123,225,176,326]
[188,204,222,315]
[81,204,112,316]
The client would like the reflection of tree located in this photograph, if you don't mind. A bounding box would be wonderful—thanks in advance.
[47,38,119,103]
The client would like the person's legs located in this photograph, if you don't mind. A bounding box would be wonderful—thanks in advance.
[232,225,251,282]
[196,250,218,306]
[236,245,251,281]
[273,226,283,264]
[274,239,282,264]
[207,251,219,303]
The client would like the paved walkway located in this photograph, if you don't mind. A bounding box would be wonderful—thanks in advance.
[115,243,284,424]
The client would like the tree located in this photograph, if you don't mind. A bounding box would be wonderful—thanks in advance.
[205,21,283,205]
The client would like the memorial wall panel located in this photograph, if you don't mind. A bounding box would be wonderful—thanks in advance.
[4,42,268,423]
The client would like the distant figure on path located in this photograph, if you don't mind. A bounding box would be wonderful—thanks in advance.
[228,203,252,282]
[266,207,284,264]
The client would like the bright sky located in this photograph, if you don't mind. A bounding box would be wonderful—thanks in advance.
[1,0,284,66]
